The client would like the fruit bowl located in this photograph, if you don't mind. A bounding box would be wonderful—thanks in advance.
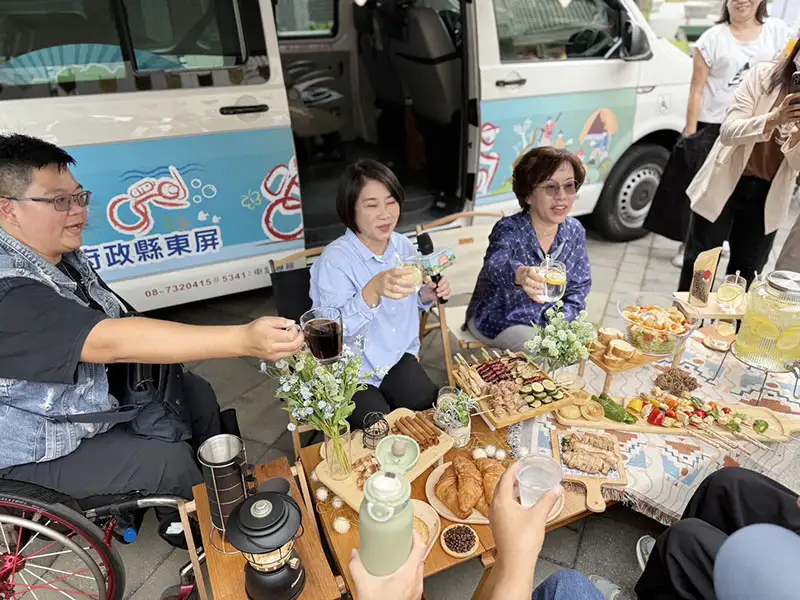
[617,292,701,356]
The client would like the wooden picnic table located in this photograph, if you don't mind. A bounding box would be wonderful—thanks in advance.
[298,414,593,598]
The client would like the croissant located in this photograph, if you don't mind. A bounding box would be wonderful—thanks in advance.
[476,458,506,504]
[474,494,490,518]
[435,467,470,519]
[453,454,483,515]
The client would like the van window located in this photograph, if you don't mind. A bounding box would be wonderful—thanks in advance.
[275,0,337,38]
[0,0,264,97]
[124,0,245,70]
[493,0,620,62]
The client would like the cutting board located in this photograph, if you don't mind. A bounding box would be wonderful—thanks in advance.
[555,402,800,442]
[551,431,627,513]
[315,408,453,512]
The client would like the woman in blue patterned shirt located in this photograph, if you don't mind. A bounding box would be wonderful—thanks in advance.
[310,160,451,429]
[466,147,592,352]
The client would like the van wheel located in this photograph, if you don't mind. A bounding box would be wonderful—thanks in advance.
[593,143,669,242]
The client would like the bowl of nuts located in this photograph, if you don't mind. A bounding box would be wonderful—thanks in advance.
[440,524,479,559]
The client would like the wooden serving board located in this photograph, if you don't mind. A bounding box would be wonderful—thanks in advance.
[551,431,627,512]
[673,291,747,320]
[555,402,800,442]
[315,408,453,512]
[453,367,580,430]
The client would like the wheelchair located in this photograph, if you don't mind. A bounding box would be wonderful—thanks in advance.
[0,479,205,600]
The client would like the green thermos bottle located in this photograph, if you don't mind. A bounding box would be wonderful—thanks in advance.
[357,434,420,576]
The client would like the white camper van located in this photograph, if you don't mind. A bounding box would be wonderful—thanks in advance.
[0,0,691,309]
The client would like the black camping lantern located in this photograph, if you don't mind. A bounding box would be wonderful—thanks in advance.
[225,480,306,600]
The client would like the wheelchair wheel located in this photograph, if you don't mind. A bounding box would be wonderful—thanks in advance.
[0,485,125,599]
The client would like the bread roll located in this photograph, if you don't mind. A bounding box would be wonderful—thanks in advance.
[608,339,635,360]
[588,340,606,354]
[598,328,624,345]
[602,354,626,368]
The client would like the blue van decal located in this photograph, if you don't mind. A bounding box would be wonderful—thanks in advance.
[477,89,636,205]
[71,128,302,282]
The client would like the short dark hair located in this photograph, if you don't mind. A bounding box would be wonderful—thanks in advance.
[0,134,76,198]
[512,147,586,212]
[717,1,767,24]
[335,159,404,232]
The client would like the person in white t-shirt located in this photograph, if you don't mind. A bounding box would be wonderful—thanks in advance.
[672,1,792,267]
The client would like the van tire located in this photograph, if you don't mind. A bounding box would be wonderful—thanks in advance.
[593,143,669,242]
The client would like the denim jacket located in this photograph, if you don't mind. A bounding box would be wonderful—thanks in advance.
[0,227,124,470]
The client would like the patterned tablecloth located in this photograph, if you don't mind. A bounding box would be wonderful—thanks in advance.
[508,333,800,525]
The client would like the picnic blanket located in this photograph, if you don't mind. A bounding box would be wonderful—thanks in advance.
[509,335,800,525]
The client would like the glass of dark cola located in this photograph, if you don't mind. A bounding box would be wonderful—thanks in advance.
[300,307,343,364]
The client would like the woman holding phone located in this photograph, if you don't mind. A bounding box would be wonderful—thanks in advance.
[310,160,451,429]
[645,0,791,267]
[680,41,800,290]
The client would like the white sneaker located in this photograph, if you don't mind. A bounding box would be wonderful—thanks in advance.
[636,535,656,572]
[671,244,685,268]
[722,241,730,258]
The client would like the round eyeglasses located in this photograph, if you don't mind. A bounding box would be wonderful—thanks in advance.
[4,190,91,212]
[537,180,580,197]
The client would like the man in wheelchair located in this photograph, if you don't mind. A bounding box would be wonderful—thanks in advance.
[0,134,304,548]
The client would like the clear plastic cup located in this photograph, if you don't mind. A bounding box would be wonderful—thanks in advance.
[515,455,562,507]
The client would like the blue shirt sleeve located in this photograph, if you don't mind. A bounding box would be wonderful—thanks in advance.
[561,225,591,321]
[310,248,379,337]
[483,219,526,287]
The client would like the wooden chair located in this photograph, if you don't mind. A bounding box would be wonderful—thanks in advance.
[417,211,506,385]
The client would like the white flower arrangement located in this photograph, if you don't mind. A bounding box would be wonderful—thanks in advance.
[524,301,596,368]
[260,336,382,434]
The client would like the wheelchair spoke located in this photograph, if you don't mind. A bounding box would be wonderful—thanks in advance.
[17,571,41,600]
[23,564,93,581]
[20,520,52,555]
[20,566,97,599]
[1,519,11,553]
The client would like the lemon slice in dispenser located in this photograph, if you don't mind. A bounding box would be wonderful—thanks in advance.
[755,321,780,341]
[777,327,800,352]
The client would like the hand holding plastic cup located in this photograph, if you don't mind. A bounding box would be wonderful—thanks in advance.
[515,454,563,507]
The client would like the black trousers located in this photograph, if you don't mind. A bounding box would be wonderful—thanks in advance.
[348,353,438,430]
[635,467,800,600]
[0,372,222,525]
[678,176,776,292]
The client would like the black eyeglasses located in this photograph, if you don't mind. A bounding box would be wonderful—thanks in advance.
[4,190,92,212]
[537,180,580,197]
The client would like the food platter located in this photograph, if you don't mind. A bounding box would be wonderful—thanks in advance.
[554,392,799,443]
[551,431,627,513]
[452,350,578,429]
[316,408,454,511]
[425,461,564,524]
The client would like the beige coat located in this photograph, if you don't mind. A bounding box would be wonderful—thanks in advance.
[687,62,800,234]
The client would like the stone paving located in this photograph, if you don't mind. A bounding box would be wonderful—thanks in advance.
[124,206,800,600]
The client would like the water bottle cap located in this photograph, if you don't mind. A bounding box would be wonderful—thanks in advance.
[364,470,410,506]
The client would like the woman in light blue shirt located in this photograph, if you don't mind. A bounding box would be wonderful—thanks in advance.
[310,160,451,429]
